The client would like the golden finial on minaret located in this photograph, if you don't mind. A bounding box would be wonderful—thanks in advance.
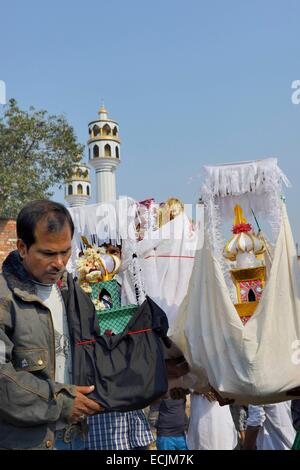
[98,100,108,117]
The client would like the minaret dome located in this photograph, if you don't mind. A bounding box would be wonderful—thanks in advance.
[65,163,91,207]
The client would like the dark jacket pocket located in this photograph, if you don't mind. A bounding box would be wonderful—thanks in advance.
[12,348,48,372]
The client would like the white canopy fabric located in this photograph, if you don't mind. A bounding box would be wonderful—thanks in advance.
[202,157,290,240]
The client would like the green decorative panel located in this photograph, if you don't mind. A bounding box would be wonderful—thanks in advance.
[90,279,138,335]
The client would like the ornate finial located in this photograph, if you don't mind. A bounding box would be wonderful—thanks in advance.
[98,99,108,116]
[233,205,247,226]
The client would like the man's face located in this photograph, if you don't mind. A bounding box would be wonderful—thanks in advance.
[17,220,72,285]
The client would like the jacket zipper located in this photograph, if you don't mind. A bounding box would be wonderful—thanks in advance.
[46,306,56,381]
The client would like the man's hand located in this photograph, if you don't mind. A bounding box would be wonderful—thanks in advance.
[208,385,235,406]
[69,385,104,424]
[286,386,300,397]
[169,387,190,400]
[200,390,218,402]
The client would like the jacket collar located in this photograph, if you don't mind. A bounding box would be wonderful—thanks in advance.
[3,250,36,296]
[2,250,69,304]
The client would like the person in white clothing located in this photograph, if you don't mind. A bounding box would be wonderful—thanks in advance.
[244,402,296,450]
[187,392,238,450]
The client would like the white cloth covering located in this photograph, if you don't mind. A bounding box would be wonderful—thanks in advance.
[187,394,238,450]
[121,210,203,329]
[246,402,295,450]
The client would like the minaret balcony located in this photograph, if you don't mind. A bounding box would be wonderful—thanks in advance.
[65,194,91,207]
[67,175,91,182]
[87,135,121,144]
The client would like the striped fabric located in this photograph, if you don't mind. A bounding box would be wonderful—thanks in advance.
[87,410,154,450]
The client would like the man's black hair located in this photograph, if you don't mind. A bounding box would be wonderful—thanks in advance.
[17,200,74,248]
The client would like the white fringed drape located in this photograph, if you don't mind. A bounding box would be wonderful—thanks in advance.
[67,197,138,275]
[202,158,290,257]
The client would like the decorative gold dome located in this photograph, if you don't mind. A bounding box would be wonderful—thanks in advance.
[98,105,108,115]
[76,243,121,284]
[85,254,121,282]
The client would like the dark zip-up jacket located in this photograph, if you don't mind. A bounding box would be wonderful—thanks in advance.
[0,250,78,449]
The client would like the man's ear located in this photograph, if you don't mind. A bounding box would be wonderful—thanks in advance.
[17,239,27,259]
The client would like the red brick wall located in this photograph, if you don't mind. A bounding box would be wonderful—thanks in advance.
[0,219,17,269]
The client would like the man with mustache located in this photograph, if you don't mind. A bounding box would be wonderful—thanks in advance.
[0,200,103,450]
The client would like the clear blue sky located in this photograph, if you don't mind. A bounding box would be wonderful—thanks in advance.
[1,0,300,242]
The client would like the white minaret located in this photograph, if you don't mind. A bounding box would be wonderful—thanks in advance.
[65,163,91,207]
[88,104,121,203]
